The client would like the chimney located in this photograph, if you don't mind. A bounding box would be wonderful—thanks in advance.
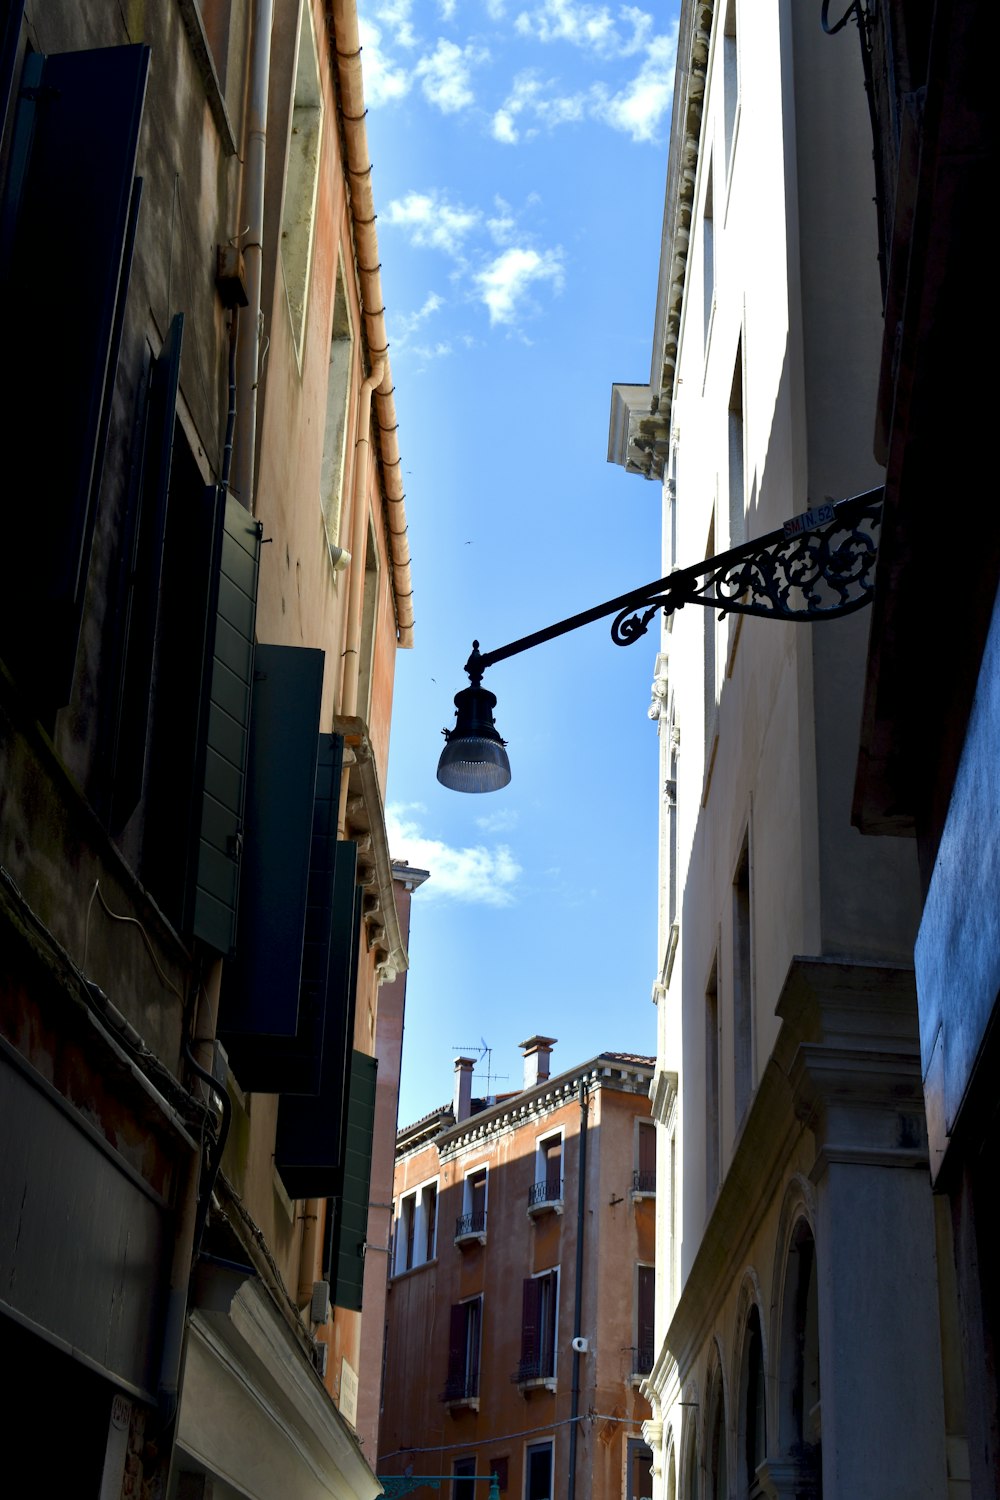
[520,1035,557,1091]
[453,1056,476,1123]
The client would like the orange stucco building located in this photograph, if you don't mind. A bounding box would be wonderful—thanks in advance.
[379,1042,657,1500]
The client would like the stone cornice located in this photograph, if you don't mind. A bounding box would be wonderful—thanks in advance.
[335,715,406,981]
[395,1056,654,1165]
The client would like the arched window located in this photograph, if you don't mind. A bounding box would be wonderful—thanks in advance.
[738,1304,766,1495]
[708,1380,727,1500]
[777,1219,822,1497]
[682,1413,700,1500]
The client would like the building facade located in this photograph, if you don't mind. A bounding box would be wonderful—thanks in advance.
[849,2,997,1494]
[610,3,973,1497]
[379,1042,656,1500]
[0,1,414,1494]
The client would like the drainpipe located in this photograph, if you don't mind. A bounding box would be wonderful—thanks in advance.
[232,0,273,514]
[567,1078,589,1500]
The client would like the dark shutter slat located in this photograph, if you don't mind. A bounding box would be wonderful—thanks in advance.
[190,492,262,955]
[110,313,184,826]
[520,1277,542,1375]
[0,44,150,705]
[446,1303,466,1388]
[219,644,324,1037]
[330,1049,378,1311]
[274,846,361,1197]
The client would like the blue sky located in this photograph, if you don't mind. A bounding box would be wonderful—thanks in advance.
[357,0,681,1125]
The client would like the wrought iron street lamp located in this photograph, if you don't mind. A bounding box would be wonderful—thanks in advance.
[437,488,883,792]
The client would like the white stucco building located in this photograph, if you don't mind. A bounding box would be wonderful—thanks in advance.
[609,4,970,1497]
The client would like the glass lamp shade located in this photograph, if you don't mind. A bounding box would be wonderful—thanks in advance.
[436,683,511,793]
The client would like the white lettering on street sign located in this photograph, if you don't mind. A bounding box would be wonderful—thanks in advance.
[782,502,835,539]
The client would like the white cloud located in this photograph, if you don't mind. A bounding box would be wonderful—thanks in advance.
[438,0,458,16]
[592,26,676,141]
[359,18,412,105]
[373,0,419,47]
[492,23,675,145]
[486,197,517,242]
[474,245,565,324]
[387,804,522,905]
[475,807,520,832]
[492,107,519,143]
[415,38,488,113]
[485,0,507,15]
[514,0,652,57]
[382,191,482,256]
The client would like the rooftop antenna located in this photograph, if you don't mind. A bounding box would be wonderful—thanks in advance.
[450,1038,509,1098]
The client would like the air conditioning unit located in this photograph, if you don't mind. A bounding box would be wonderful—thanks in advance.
[310,1279,331,1325]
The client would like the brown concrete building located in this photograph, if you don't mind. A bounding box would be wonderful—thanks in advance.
[0,2,415,1494]
[379,1042,657,1500]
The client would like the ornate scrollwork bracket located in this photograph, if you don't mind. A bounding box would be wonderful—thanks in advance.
[609,488,883,648]
[464,488,883,683]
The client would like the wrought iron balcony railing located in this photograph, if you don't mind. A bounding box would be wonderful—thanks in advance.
[511,1354,556,1384]
[632,1170,656,1193]
[527,1177,562,1208]
[441,1373,479,1403]
[631,1343,655,1376]
[455,1210,487,1239]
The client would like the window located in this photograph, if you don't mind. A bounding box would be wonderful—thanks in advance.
[708,1379,728,1500]
[444,1296,482,1403]
[488,1457,509,1492]
[524,1440,553,1500]
[706,957,720,1203]
[321,260,353,569]
[703,161,715,349]
[635,1265,655,1376]
[457,1166,488,1239]
[704,511,719,767]
[723,0,739,169]
[732,829,754,1125]
[634,1121,657,1193]
[728,341,745,548]
[393,1179,438,1274]
[517,1270,558,1383]
[739,1305,766,1496]
[356,516,380,723]
[627,1438,654,1499]
[281,0,323,355]
[529,1133,563,1209]
[453,1456,476,1500]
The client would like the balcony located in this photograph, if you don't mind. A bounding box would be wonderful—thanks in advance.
[527,1177,563,1217]
[511,1356,557,1394]
[440,1375,480,1412]
[630,1343,655,1379]
[454,1210,487,1246]
[631,1169,656,1197]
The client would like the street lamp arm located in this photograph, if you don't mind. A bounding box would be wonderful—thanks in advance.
[465,487,883,684]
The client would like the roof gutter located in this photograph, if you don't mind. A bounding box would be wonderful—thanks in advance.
[329,0,414,649]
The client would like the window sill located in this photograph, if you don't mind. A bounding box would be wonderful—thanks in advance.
[527,1200,563,1220]
[629,1189,656,1204]
[454,1231,487,1248]
[444,1396,480,1415]
[518,1376,557,1395]
[389,1257,438,1283]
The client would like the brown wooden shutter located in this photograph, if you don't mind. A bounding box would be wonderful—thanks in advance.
[519,1277,542,1379]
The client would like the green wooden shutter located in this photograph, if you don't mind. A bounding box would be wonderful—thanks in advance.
[274,841,362,1197]
[190,491,262,955]
[330,1050,378,1312]
[110,313,184,827]
[0,44,149,706]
